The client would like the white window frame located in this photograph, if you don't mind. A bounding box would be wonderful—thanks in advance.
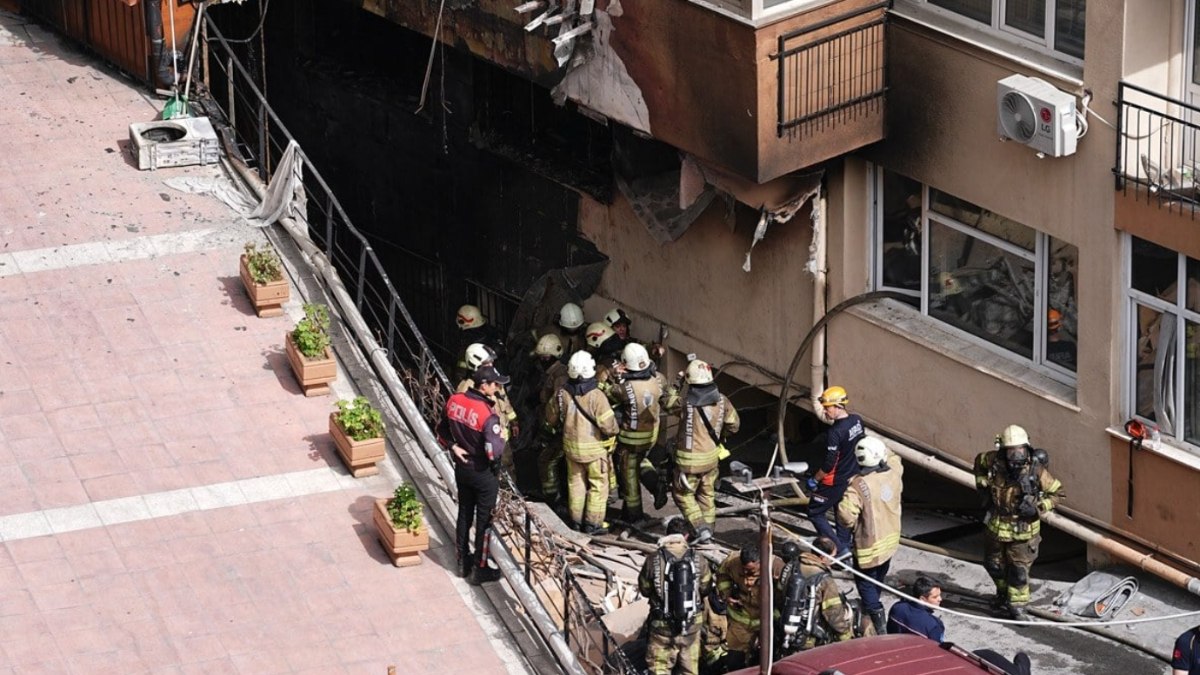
[920,0,1085,65]
[871,165,1076,384]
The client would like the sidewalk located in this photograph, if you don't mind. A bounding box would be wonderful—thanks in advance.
[0,10,529,674]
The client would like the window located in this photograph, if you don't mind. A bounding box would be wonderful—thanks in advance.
[1128,236,1200,447]
[926,0,1085,60]
[873,167,1078,379]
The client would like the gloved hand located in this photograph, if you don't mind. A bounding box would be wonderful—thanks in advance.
[805,477,819,492]
[1017,495,1039,520]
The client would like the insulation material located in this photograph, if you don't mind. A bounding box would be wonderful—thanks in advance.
[552,3,650,135]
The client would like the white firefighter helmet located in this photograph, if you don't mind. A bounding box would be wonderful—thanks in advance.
[558,302,585,330]
[622,342,651,371]
[685,359,714,385]
[585,321,615,349]
[464,343,496,370]
[855,436,887,468]
[604,307,631,327]
[456,304,486,330]
[998,424,1029,448]
[567,351,596,379]
[534,333,564,358]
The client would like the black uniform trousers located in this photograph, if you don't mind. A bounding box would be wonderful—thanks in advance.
[455,462,499,568]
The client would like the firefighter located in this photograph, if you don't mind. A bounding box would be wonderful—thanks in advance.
[638,517,713,675]
[585,320,624,497]
[807,385,865,557]
[673,359,738,543]
[715,542,782,670]
[612,342,676,523]
[544,351,618,534]
[775,536,855,653]
[454,304,504,380]
[605,307,633,346]
[533,334,570,505]
[836,436,903,635]
[548,302,587,357]
[974,424,1063,620]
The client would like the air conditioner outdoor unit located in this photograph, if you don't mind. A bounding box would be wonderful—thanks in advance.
[997,74,1078,157]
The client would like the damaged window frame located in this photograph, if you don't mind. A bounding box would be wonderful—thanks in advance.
[870,165,1078,384]
[1126,235,1200,450]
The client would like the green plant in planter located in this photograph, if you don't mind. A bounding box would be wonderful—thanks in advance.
[292,303,331,358]
[387,482,424,534]
[243,242,283,285]
[334,396,384,440]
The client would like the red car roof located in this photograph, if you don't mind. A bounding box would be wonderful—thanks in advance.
[730,635,1005,675]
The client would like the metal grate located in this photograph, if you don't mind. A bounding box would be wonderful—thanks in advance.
[1114,81,1200,219]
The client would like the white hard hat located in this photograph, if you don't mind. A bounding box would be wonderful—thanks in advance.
[685,359,713,385]
[464,343,496,370]
[622,342,651,371]
[567,351,596,379]
[534,333,564,358]
[604,307,630,327]
[998,424,1029,448]
[456,305,486,330]
[855,436,887,468]
[559,302,585,330]
[585,321,615,349]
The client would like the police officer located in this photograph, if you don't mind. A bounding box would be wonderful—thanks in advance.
[545,351,618,534]
[638,517,712,675]
[974,424,1063,619]
[673,359,738,543]
[437,364,510,585]
[776,536,855,650]
[836,436,903,634]
[612,342,675,523]
[457,343,519,469]
[715,542,781,670]
[807,385,864,557]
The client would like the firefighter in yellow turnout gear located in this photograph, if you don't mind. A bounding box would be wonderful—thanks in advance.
[612,342,676,523]
[672,359,739,543]
[775,537,855,654]
[715,543,782,671]
[974,424,1063,620]
[544,351,618,534]
[638,518,713,675]
[531,334,570,504]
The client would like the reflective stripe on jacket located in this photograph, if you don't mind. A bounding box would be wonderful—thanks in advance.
[836,452,903,568]
[617,373,667,448]
[676,395,739,475]
[974,450,1064,542]
[546,385,618,463]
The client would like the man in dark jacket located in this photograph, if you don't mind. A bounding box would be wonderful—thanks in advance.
[438,364,509,584]
[807,385,864,557]
[887,576,945,642]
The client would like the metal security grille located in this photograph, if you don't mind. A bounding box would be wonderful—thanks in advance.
[776,1,889,138]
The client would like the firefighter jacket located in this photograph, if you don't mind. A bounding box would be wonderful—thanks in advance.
[675,384,740,475]
[438,388,505,472]
[974,450,1063,542]
[792,553,853,643]
[715,550,783,628]
[638,534,713,634]
[545,378,618,463]
[537,361,569,406]
[614,369,669,449]
[456,377,517,435]
[544,326,585,360]
[836,452,904,569]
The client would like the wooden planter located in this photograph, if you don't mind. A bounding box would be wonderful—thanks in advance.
[285,332,336,397]
[373,498,429,567]
[239,254,289,318]
[329,412,385,477]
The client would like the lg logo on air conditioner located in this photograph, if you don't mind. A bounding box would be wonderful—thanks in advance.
[1039,106,1053,134]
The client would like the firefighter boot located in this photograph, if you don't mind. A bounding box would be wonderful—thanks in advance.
[869,609,886,636]
[623,504,645,524]
[653,468,670,510]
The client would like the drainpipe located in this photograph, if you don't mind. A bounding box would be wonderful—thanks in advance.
[144,0,176,88]
[809,188,830,431]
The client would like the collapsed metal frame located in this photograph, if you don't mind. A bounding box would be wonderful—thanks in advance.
[199,15,637,674]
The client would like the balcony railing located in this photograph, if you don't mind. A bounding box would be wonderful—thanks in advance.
[776,0,889,138]
[1115,81,1200,218]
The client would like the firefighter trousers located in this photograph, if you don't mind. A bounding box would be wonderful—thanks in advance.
[673,467,718,528]
[566,456,609,527]
[537,439,564,501]
[646,626,702,675]
[619,442,654,516]
[984,533,1040,606]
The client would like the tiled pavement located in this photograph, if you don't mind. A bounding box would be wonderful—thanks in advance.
[0,10,528,675]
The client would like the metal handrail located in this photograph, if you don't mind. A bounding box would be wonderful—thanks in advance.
[1113,80,1200,218]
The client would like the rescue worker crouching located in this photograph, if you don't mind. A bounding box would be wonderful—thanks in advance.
[612,342,675,523]
[638,517,713,675]
[544,351,619,535]
[775,537,855,655]
[673,359,738,544]
[836,435,903,635]
[807,386,864,557]
[454,304,504,381]
[457,343,519,471]
[715,542,782,670]
[974,424,1063,620]
[532,334,570,506]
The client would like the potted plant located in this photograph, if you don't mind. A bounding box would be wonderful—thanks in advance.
[330,395,386,477]
[285,303,336,396]
[239,242,289,317]
[373,482,430,567]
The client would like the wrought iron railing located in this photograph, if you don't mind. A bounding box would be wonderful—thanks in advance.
[200,16,634,674]
[775,0,889,138]
[1114,81,1200,218]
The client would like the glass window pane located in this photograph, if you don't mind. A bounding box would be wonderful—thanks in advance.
[1130,236,1178,297]
[1134,303,1176,433]
[1186,320,1200,445]
[930,0,992,24]
[1187,255,1200,311]
[1194,2,1200,86]
[1053,0,1085,59]
[929,221,1034,358]
[1005,0,1046,38]
[1046,237,1077,371]
[880,170,922,294]
[930,189,1035,251]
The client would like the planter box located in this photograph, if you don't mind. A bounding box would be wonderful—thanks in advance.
[239,254,289,318]
[285,332,336,397]
[373,498,429,567]
[329,412,385,478]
